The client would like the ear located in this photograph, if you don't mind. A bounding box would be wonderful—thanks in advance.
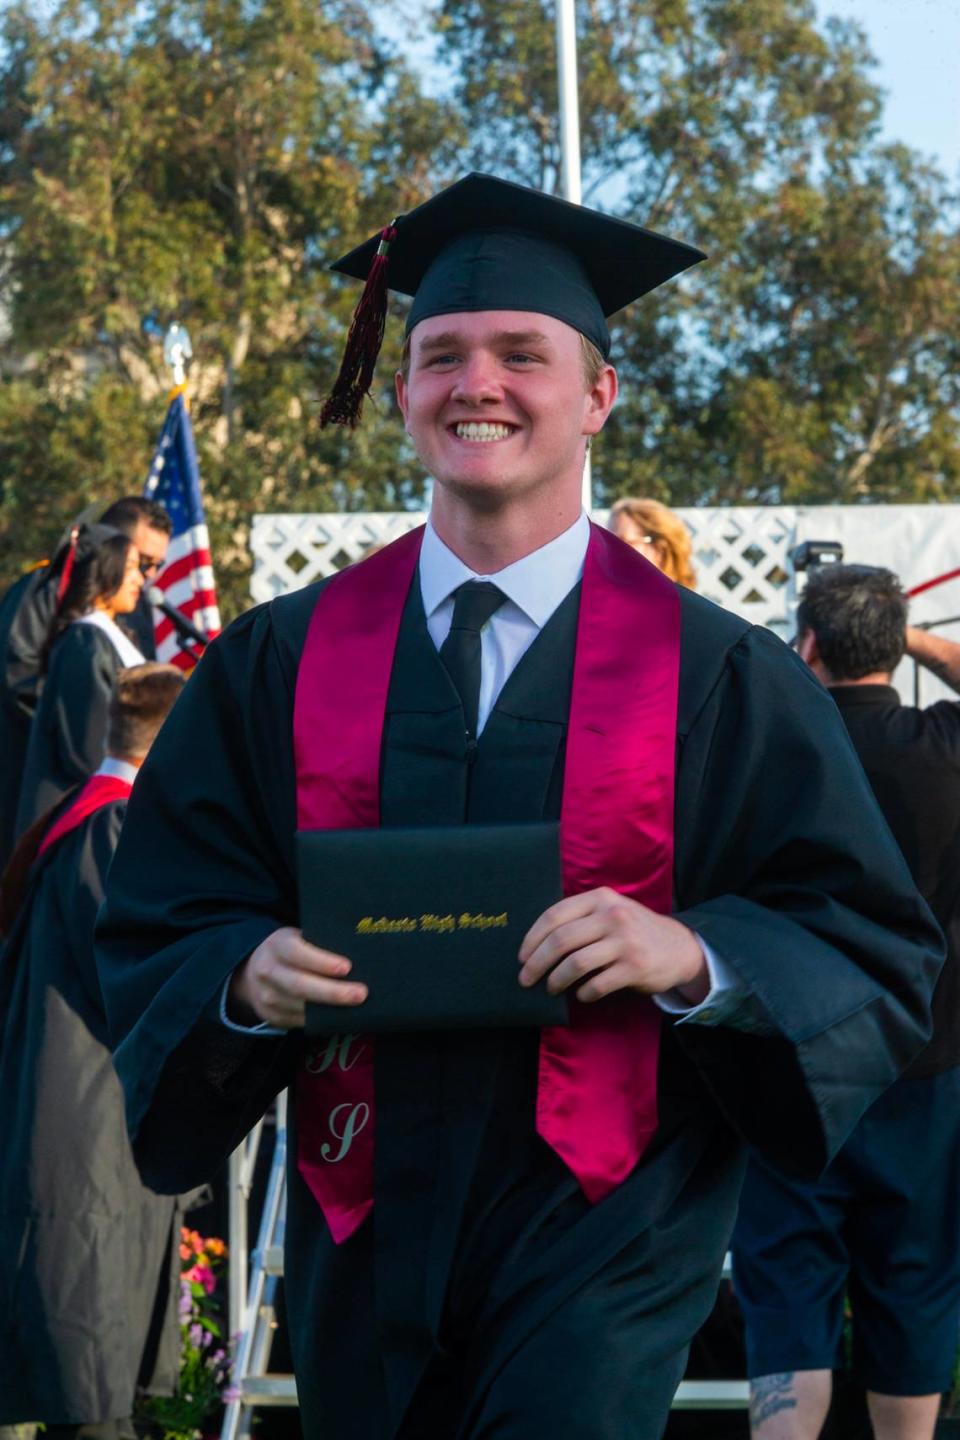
[395,370,409,426]
[583,364,618,437]
[796,629,821,667]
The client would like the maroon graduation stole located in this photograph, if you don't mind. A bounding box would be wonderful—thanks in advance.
[37,774,133,859]
[293,523,681,1243]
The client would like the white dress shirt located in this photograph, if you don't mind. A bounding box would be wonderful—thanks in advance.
[223,513,767,1033]
[420,512,591,736]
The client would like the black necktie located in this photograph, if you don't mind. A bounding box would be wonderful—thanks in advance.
[439,581,507,741]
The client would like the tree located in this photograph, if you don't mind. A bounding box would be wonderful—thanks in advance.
[1,0,957,618]
[433,0,960,507]
[0,0,463,613]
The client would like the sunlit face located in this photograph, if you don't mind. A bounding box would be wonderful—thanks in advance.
[110,545,146,616]
[395,310,616,508]
[132,521,169,580]
[610,512,667,571]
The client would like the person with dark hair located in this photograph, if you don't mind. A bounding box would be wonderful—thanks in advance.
[96,177,942,1440]
[734,562,960,1440]
[15,525,146,838]
[0,498,171,867]
[99,497,172,656]
[0,663,186,1440]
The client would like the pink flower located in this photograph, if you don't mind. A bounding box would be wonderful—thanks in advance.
[185,1262,216,1294]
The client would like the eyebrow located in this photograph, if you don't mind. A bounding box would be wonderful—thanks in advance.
[416,328,553,354]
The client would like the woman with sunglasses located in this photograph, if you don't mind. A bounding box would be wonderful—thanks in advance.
[15,525,146,838]
[609,496,697,590]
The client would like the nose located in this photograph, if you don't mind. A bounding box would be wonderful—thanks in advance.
[450,352,502,405]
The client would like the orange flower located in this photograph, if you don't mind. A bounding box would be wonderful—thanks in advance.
[206,1238,226,1258]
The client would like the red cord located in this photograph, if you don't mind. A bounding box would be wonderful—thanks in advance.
[907,567,960,598]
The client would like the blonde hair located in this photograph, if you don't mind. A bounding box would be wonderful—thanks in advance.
[610,497,697,590]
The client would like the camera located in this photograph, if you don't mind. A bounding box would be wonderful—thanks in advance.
[788,540,845,573]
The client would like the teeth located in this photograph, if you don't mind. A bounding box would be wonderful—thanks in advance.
[455,422,513,442]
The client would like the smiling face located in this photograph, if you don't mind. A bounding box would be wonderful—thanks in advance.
[395,311,617,515]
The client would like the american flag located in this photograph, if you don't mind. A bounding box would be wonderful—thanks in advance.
[143,387,221,669]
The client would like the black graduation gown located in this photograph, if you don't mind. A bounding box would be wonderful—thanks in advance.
[16,623,122,838]
[0,565,57,867]
[95,577,943,1439]
[0,798,179,1426]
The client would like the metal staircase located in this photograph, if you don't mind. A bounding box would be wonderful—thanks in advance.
[221,1093,297,1440]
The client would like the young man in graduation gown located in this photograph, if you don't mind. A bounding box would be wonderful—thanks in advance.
[95,175,944,1440]
[0,663,186,1439]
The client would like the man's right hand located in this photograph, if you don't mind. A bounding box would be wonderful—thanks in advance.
[227,926,368,1029]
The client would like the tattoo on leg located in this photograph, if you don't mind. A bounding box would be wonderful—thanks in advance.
[750,1373,798,1428]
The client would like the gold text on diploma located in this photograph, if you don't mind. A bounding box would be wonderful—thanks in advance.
[354,912,510,935]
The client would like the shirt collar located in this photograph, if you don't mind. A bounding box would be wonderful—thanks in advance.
[94,755,139,785]
[419,512,590,628]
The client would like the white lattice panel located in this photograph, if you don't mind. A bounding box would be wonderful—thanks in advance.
[250,512,426,604]
[250,503,960,704]
[251,507,797,631]
[681,507,797,634]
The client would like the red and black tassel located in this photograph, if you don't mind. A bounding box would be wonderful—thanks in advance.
[56,525,81,604]
[321,223,398,429]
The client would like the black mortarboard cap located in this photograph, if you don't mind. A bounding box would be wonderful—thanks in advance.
[321,172,705,428]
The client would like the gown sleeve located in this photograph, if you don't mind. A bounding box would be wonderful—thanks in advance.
[672,623,945,1176]
[95,601,304,1193]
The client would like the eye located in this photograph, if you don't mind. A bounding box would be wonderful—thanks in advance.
[424,353,459,367]
[505,352,537,364]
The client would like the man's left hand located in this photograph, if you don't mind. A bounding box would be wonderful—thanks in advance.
[518,888,709,1005]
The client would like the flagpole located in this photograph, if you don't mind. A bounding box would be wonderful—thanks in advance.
[555,0,592,513]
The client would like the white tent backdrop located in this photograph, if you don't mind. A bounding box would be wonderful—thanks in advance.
[250,504,960,706]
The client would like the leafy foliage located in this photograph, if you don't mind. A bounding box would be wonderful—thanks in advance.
[0,0,462,613]
[0,0,957,616]
[436,0,960,508]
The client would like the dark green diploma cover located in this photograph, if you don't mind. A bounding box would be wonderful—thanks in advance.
[299,822,568,1033]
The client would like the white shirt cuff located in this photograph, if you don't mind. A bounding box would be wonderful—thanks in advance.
[654,937,773,1034]
[219,977,285,1036]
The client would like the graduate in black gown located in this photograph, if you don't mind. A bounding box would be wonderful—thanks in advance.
[0,498,171,866]
[96,176,944,1440]
[0,556,63,866]
[0,662,186,1437]
[15,526,147,838]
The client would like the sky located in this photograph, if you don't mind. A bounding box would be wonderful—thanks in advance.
[815,0,960,178]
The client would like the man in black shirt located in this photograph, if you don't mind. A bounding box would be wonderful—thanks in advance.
[734,564,960,1440]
